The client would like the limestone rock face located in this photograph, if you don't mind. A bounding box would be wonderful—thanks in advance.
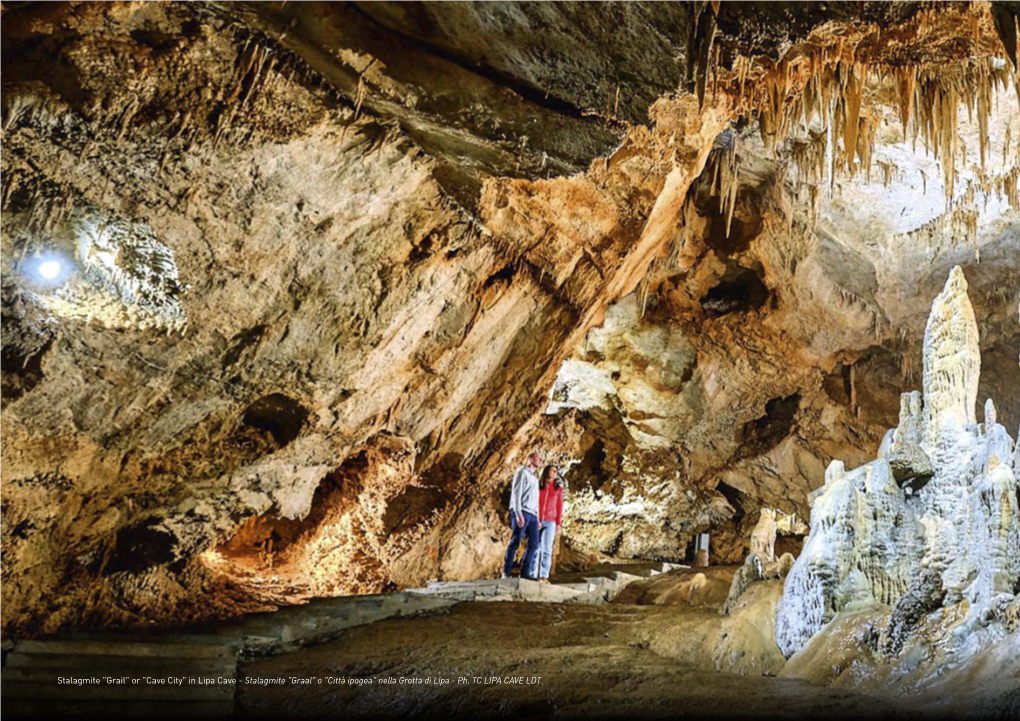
[0,1,732,635]
[775,267,1019,659]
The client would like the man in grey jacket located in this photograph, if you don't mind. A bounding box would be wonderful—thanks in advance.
[502,451,542,580]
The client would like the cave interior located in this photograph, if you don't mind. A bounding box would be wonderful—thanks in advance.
[1,1,1019,718]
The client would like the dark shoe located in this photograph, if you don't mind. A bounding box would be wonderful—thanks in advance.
[521,575,538,581]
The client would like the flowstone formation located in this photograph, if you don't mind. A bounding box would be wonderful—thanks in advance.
[775,266,1020,659]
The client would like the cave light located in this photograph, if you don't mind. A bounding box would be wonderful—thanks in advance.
[30,254,70,284]
[38,259,62,279]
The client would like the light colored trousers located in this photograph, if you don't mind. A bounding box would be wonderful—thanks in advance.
[529,521,557,579]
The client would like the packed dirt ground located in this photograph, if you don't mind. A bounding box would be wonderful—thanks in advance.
[233,568,959,720]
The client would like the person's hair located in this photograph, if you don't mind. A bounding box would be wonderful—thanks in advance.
[539,465,563,490]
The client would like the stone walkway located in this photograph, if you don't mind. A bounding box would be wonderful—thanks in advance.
[1,562,684,716]
[411,561,687,603]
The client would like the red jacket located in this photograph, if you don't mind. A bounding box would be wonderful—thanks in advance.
[538,483,563,526]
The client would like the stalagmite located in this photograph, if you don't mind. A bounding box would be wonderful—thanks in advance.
[722,553,764,615]
[775,266,1019,658]
[749,508,777,564]
[921,267,981,449]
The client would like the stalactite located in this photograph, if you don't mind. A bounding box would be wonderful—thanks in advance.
[841,64,864,174]
[720,134,740,238]
[719,6,1016,216]
[687,1,719,110]
[857,115,877,184]
[786,130,827,186]
[896,66,918,139]
[849,362,857,414]
[991,3,1019,70]
[808,184,819,229]
[877,159,901,188]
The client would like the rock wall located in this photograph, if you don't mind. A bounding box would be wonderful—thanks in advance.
[0,1,729,635]
[525,150,1019,565]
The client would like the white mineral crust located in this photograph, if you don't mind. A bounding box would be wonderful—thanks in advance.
[775,266,1018,658]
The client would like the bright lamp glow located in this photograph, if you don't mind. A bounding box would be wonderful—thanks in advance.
[38,259,62,280]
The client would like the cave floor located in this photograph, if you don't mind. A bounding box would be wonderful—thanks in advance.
[235,592,918,720]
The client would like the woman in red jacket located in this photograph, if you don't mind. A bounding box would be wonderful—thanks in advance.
[532,465,564,582]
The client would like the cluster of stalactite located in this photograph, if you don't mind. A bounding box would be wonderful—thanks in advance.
[750,58,1015,203]
[710,132,741,239]
[889,166,1020,256]
[659,131,747,277]
[582,4,1020,323]
[912,60,1015,202]
[691,2,1020,229]
[0,15,373,224]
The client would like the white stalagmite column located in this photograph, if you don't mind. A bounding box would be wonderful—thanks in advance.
[775,266,1018,661]
[921,266,980,451]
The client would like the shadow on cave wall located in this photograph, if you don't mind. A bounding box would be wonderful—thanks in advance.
[94,519,179,577]
[733,394,801,462]
[384,452,460,537]
[0,340,50,402]
[217,452,367,567]
[213,444,460,595]
[569,408,631,500]
[240,393,310,448]
[1,284,54,402]
[699,262,771,317]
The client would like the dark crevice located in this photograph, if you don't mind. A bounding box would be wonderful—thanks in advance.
[1,338,50,401]
[734,394,801,461]
[822,363,852,406]
[700,264,770,317]
[481,264,515,291]
[775,534,805,558]
[575,439,609,495]
[129,28,180,54]
[715,481,746,523]
[241,393,310,448]
[97,519,177,576]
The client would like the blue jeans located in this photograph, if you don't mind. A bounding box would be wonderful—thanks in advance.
[503,511,540,578]
[535,520,557,578]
